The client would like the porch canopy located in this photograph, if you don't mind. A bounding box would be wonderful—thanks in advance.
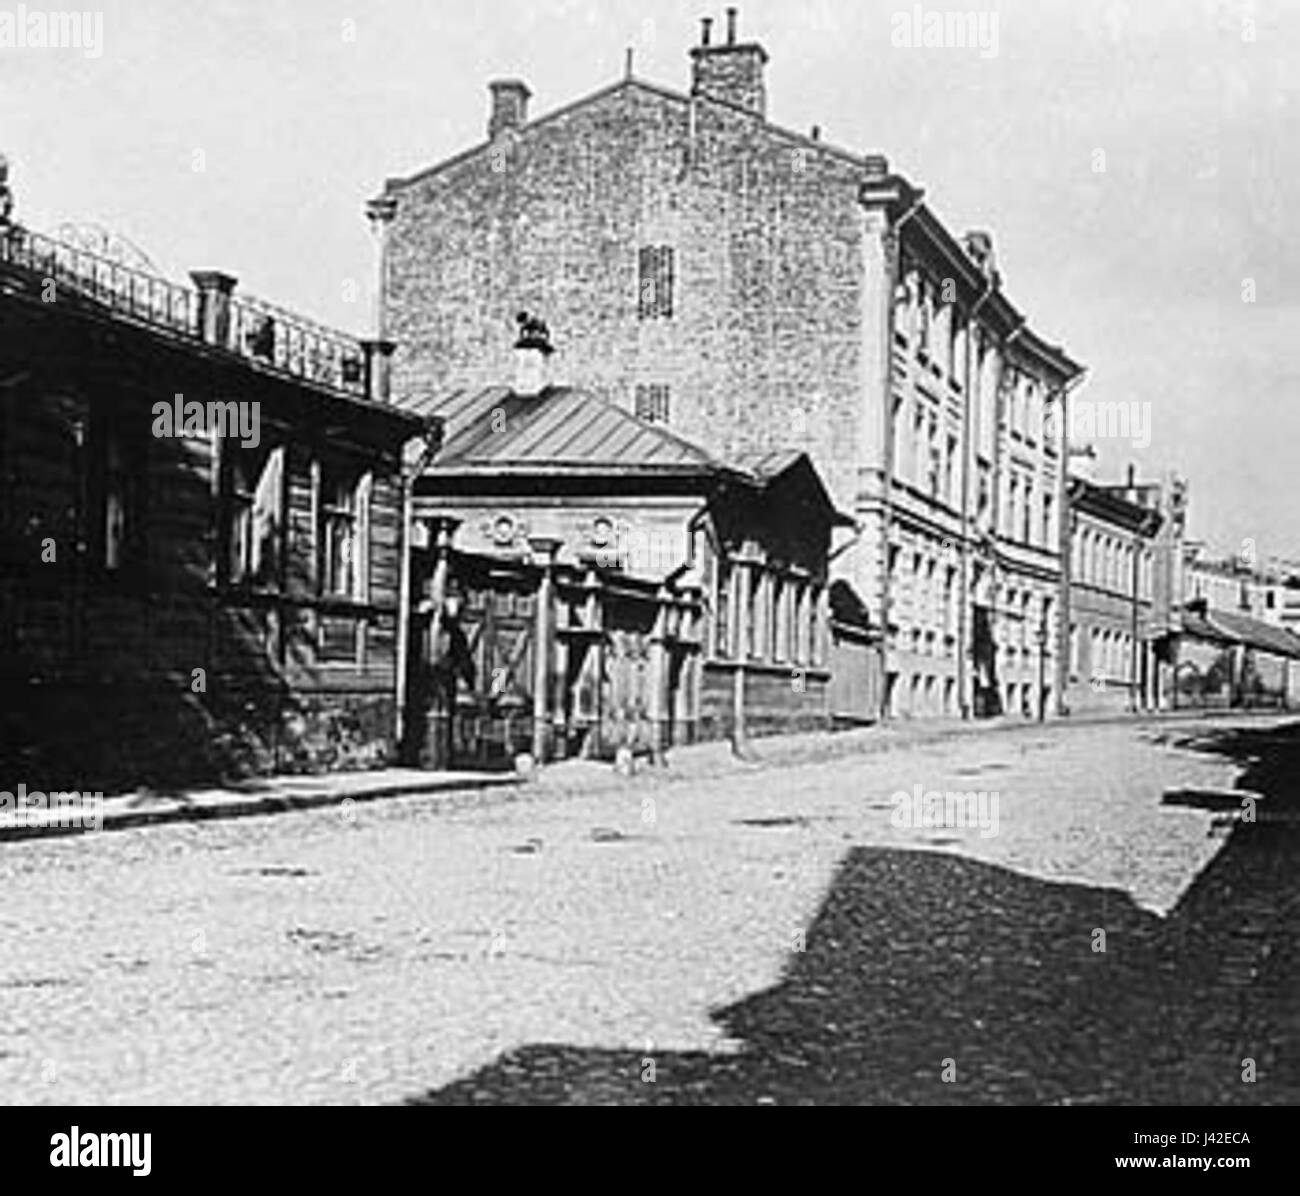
[1180,605,1300,659]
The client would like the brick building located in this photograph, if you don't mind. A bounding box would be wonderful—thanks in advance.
[0,177,430,790]
[369,9,1084,722]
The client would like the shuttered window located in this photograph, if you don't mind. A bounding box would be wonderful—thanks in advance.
[638,245,675,319]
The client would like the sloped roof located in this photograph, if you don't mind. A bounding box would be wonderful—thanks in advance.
[408,385,852,525]
[409,385,723,476]
[1181,606,1300,659]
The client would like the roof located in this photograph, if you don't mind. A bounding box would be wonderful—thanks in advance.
[1068,475,1163,535]
[377,75,1082,383]
[408,384,853,524]
[406,384,723,476]
[1181,606,1300,659]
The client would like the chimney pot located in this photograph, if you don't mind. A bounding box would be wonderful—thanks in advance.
[488,79,531,140]
[513,311,555,397]
[701,16,712,45]
[862,153,889,180]
[689,12,769,117]
[811,125,821,141]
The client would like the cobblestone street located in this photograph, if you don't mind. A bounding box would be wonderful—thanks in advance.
[2,713,1296,1105]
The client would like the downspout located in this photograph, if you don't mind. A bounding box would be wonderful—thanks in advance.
[1055,370,1089,716]
[958,278,995,720]
[879,195,925,719]
[988,320,1026,717]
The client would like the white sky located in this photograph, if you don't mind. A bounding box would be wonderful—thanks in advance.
[4,0,1297,557]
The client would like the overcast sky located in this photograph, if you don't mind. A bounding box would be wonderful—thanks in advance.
[4,0,1297,558]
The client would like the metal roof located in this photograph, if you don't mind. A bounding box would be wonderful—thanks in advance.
[1181,607,1300,659]
[412,385,724,475]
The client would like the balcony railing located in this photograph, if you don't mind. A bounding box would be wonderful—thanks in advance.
[0,223,368,398]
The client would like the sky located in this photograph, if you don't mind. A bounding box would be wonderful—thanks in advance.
[3,0,1297,558]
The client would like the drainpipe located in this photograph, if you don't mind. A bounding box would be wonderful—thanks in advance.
[958,279,995,720]
[879,195,925,720]
[1054,370,1089,717]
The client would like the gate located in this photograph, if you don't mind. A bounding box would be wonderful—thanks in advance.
[409,546,698,769]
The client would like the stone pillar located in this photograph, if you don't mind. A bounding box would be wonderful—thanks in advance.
[529,537,563,763]
[190,270,237,349]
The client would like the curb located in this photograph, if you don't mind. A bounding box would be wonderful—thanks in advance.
[0,773,523,844]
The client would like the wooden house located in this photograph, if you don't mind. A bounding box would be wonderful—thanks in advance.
[402,328,858,768]
[0,212,431,790]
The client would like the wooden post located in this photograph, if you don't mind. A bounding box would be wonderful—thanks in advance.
[424,516,460,770]
[529,537,562,764]
[649,586,672,764]
[732,550,755,754]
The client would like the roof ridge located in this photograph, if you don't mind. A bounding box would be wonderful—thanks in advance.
[381,76,868,196]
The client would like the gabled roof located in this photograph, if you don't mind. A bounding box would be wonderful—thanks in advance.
[408,385,852,525]
[381,77,868,197]
[408,384,723,477]
[1181,606,1300,659]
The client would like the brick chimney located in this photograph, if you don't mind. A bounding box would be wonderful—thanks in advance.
[690,8,768,117]
[488,80,531,140]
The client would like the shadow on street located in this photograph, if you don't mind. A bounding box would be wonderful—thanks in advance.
[407,721,1300,1105]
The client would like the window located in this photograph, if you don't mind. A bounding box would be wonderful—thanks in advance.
[634,383,670,425]
[318,462,371,601]
[224,445,283,587]
[744,569,759,660]
[917,278,931,357]
[92,418,145,574]
[1042,493,1054,548]
[927,417,940,497]
[638,245,675,319]
[945,434,957,505]
[714,556,732,658]
[771,575,786,662]
[1022,481,1033,543]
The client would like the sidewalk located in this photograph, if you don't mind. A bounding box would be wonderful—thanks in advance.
[0,768,522,843]
[3,704,1287,844]
[533,703,1292,798]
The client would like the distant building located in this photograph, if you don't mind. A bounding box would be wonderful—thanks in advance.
[370,9,1083,723]
[1176,542,1300,707]
[1064,470,1170,712]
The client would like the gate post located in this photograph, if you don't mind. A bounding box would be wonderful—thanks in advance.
[649,586,674,765]
[529,536,563,765]
[424,516,461,770]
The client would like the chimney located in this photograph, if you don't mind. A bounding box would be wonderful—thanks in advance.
[963,230,997,279]
[488,80,531,140]
[190,271,238,348]
[513,311,554,397]
[690,8,769,117]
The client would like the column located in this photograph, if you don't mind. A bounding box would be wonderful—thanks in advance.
[529,536,563,763]
[649,586,673,764]
[423,516,461,770]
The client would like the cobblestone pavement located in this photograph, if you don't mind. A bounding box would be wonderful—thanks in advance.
[1,713,1296,1105]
